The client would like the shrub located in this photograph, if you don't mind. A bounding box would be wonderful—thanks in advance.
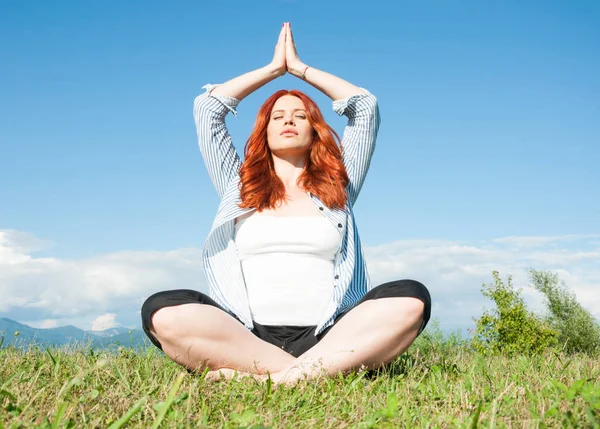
[529,269,600,354]
[472,271,557,355]
[412,318,466,355]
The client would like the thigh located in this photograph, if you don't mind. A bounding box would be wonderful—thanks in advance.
[141,289,241,350]
[154,303,297,373]
[320,279,432,339]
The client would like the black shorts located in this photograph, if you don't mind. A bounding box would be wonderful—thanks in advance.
[141,279,431,358]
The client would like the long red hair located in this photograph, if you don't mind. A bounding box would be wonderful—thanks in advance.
[238,90,349,210]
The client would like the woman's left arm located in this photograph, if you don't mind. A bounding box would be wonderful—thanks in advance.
[284,23,380,206]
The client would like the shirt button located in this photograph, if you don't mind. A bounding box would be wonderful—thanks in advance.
[337,223,343,228]
[334,275,339,279]
[319,207,324,211]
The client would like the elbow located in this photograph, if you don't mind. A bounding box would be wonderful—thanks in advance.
[367,95,381,130]
[193,94,210,118]
[361,94,379,123]
[193,94,221,126]
[355,90,378,116]
[366,93,378,111]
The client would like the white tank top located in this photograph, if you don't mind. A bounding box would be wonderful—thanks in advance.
[233,215,342,326]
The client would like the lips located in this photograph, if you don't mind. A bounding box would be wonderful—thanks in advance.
[280,128,298,136]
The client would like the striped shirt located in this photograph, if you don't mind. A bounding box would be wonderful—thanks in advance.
[193,83,380,335]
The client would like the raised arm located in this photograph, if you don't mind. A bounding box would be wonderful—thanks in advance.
[283,23,367,100]
[283,23,380,206]
[193,26,287,198]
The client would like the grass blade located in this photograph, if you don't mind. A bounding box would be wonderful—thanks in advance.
[51,402,68,429]
[46,348,57,367]
[152,372,186,429]
[264,372,273,401]
[469,400,483,429]
[107,396,146,429]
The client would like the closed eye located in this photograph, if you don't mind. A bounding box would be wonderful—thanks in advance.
[273,115,306,120]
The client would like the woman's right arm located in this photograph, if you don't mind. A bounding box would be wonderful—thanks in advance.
[209,64,284,100]
[193,25,286,198]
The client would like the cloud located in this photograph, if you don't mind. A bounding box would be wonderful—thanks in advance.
[91,313,118,331]
[22,319,59,329]
[364,234,600,331]
[1,229,598,334]
[40,319,59,329]
[0,229,207,330]
[0,230,54,265]
[491,234,600,248]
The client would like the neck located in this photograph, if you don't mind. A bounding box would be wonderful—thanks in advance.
[271,152,309,188]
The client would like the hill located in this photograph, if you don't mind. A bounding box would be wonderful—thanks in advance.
[0,317,148,349]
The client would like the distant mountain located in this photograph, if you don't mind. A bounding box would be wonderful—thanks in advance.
[0,318,150,350]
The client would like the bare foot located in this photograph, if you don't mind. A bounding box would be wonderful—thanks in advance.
[266,366,325,387]
[203,368,296,386]
[204,368,268,383]
[268,372,302,386]
[202,365,325,386]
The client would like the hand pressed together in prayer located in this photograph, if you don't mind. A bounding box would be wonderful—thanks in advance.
[269,22,308,79]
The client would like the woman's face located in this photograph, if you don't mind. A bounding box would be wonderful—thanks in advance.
[266,95,314,156]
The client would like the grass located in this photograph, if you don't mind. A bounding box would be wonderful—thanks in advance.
[1,332,599,428]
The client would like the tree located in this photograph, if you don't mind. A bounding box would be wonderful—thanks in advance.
[473,271,557,355]
[529,269,600,354]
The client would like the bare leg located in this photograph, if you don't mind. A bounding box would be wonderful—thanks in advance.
[269,297,424,385]
[150,304,295,375]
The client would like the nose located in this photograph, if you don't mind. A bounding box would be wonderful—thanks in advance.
[284,115,295,125]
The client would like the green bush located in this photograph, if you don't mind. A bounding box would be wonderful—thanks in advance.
[529,269,600,354]
[412,317,466,355]
[472,271,557,355]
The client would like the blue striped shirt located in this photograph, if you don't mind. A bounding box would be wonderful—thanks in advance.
[193,84,380,335]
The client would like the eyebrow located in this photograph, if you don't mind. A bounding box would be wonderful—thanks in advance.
[271,108,306,115]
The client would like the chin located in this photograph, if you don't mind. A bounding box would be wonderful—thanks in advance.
[271,146,310,156]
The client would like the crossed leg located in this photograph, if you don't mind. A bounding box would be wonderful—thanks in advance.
[149,304,295,377]
[149,297,424,385]
[268,297,425,385]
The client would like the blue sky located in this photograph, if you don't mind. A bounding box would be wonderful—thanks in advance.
[1,0,599,332]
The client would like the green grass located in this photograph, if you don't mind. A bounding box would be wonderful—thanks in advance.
[1,335,599,428]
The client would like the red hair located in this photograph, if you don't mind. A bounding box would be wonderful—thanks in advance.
[238,90,349,211]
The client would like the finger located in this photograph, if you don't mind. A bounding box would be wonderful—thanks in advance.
[285,23,294,51]
[287,22,295,46]
[276,25,285,47]
[278,23,286,42]
[286,23,297,55]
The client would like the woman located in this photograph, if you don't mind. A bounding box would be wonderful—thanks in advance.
[141,23,431,385]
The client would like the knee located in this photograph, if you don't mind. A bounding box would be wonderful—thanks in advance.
[382,279,430,326]
[402,298,425,325]
[150,306,180,341]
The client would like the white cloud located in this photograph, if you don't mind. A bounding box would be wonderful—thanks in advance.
[0,230,53,265]
[40,319,59,329]
[0,229,207,330]
[1,229,599,334]
[364,234,600,331]
[491,234,600,248]
[23,319,59,329]
[91,313,118,331]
